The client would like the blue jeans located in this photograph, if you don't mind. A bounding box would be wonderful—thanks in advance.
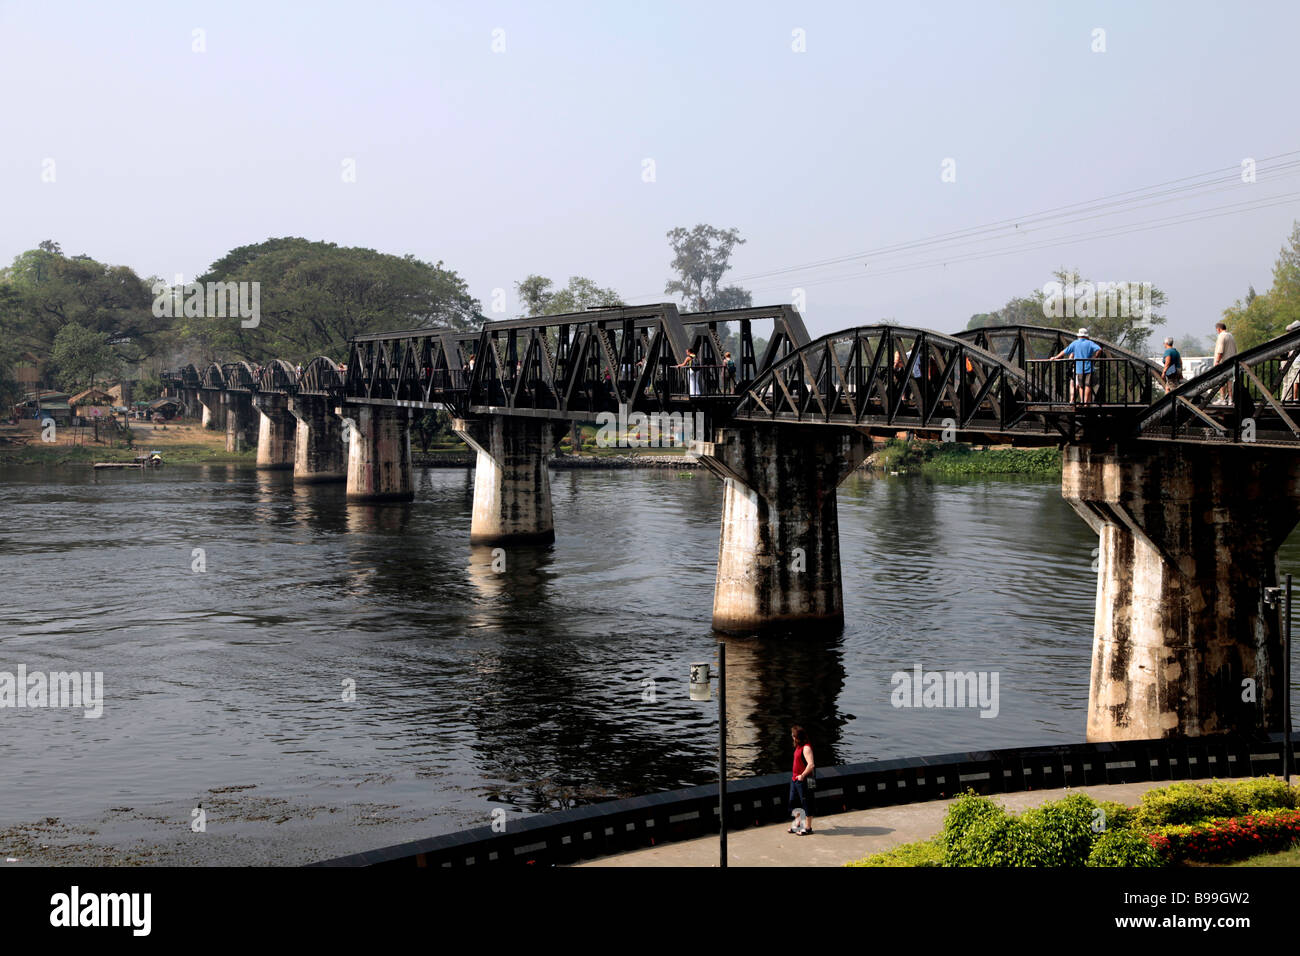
[789,778,812,818]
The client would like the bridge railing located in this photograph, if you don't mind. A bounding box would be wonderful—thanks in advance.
[665,364,739,398]
[1136,333,1300,446]
[1025,357,1155,405]
[428,367,469,391]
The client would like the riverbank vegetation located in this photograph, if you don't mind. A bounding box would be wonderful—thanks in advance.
[0,418,253,465]
[1,442,254,465]
[871,439,1060,477]
[846,778,1300,867]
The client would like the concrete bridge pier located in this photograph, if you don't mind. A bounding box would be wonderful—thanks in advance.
[343,404,413,502]
[1063,442,1300,742]
[696,425,870,634]
[223,393,257,453]
[289,395,345,483]
[200,392,225,431]
[252,393,297,470]
[453,416,567,544]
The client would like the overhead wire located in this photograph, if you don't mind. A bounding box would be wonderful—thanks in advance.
[621,149,1300,304]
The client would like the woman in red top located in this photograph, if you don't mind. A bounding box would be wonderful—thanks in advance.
[789,725,816,835]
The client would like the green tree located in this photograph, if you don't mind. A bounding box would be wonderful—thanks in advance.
[0,242,164,369]
[1272,222,1300,314]
[186,238,483,363]
[1223,221,1300,350]
[412,410,454,453]
[973,268,1167,351]
[965,295,1046,331]
[1176,334,1214,356]
[515,275,555,317]
[0,284,23,404]
[1220,290,1279,351]
[51,322,119,391]
[964,312,999,330]
[514,275,623,317]
[548,276,623,313]
[664,225,752,312]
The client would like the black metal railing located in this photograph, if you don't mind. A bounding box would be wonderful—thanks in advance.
[1026,357,1155,406]
[666,364,740,398]
[312,733,1296,868]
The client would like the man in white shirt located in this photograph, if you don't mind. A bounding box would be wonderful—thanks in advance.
[1214,321,1237,403]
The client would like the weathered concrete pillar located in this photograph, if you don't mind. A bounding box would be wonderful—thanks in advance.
[1063,442,1300,742]
[223,393,257,453]
[253,393,297,470]
[696,425,870,634]
[200,391,225,431]
[343,404,413,502]
[453,416,566,544]
[289,395,345,483]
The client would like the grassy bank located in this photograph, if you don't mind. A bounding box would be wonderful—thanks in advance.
[0,442,255,465]
[0,419,258,465]
[872,439,1060,477]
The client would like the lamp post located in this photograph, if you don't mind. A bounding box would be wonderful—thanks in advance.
[1287,574,1293,785]
[690,643,727,868]
[1266,574,1293,784]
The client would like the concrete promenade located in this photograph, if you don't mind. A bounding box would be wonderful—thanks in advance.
[575,778,1229,867]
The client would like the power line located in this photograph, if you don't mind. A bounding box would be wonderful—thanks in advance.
[738,190,1300,297]
[763,165,1300,281]
[625,149,1300,303]
[728,151,1300,283]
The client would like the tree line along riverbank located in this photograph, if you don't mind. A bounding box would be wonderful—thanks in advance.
[0,418,1061,477]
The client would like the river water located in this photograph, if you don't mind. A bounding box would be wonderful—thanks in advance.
[2,462,1297,864]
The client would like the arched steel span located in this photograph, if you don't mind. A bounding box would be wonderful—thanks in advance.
[255,358,298,393]
[730,324,1063,441]
[298,356,345,395]
[175,364,200,388]
[220,361,257,392]
[200,363,226,390]
[956,324,1168,409]
[1136,326,1300,448]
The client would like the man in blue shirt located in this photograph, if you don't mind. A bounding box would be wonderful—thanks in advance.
[1050,328,1104,404]
[1161,337,1183,388]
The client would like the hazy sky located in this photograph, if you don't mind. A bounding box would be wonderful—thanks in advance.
[3,0,1298,349]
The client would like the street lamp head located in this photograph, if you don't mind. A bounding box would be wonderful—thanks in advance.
[689,662,712,701]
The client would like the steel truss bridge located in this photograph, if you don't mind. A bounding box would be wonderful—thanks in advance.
[161,303,1300,449]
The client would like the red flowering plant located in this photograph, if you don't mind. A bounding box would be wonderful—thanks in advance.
[1151,809,1300,864]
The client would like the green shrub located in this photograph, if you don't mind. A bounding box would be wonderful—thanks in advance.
[846,838,943,867]
[1095,800,1137,832]
[846,780,1297,869]
[1020,793,1098,866]
[874,438,934,472]
[946,811,1039,867]
[1230,777,1298,813]
[940,791,1007,853]
[1134,778,1297,829]
[1086,828,1164,867]
[1135,781,1239,828]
